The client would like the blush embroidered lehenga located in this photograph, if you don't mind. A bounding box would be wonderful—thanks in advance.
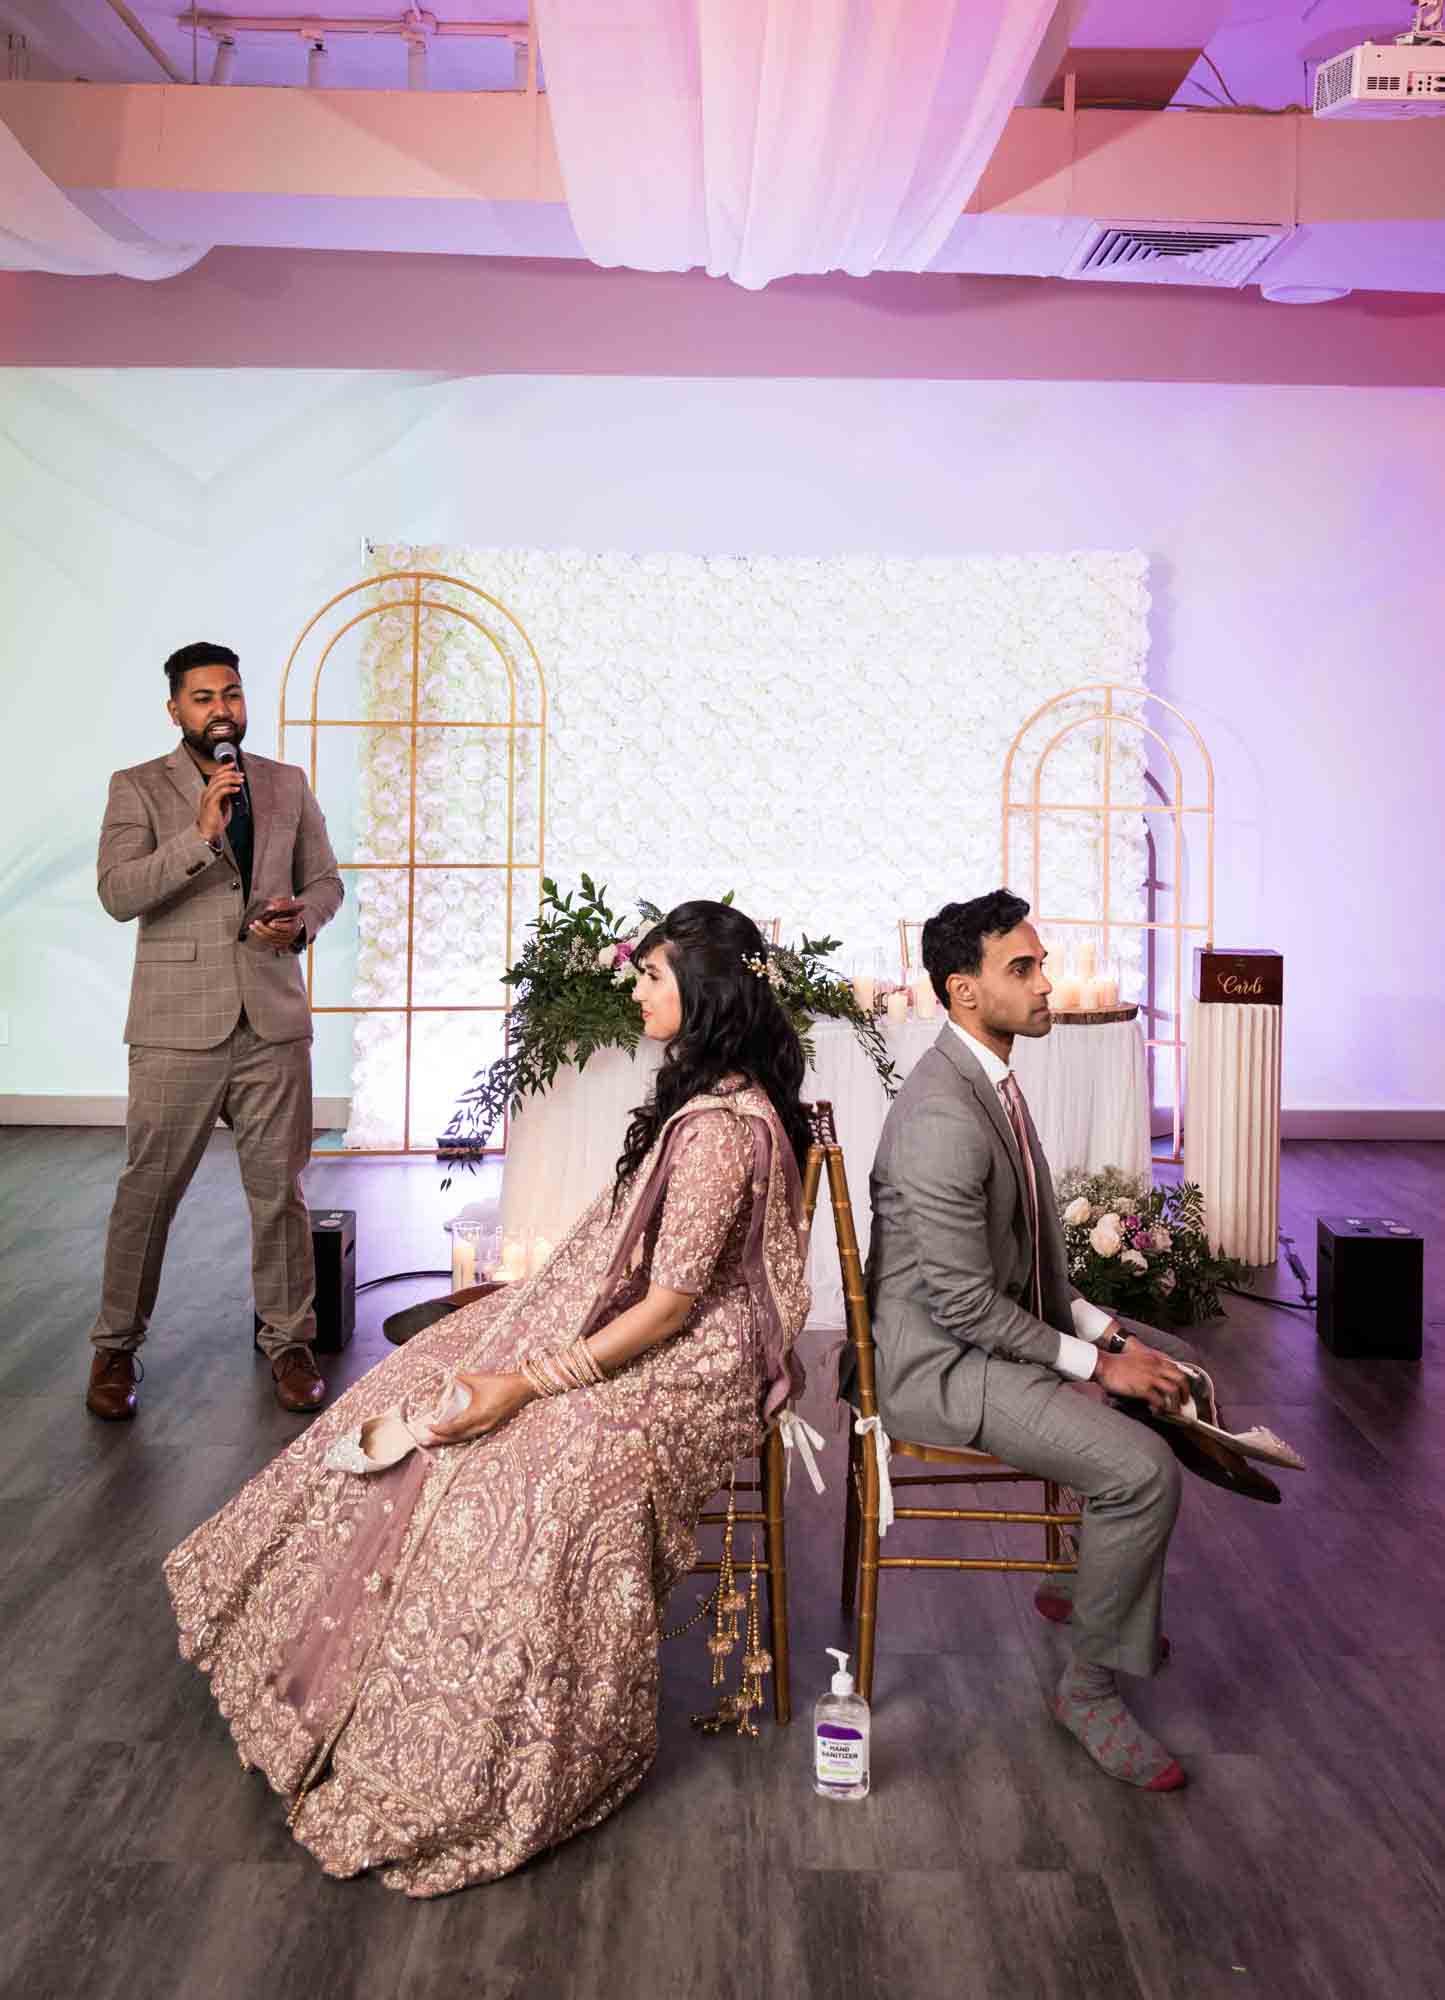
[163,1085,809,1898]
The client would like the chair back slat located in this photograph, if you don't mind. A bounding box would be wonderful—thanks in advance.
[803,1127,882,1424]
[822,1141,882,1422]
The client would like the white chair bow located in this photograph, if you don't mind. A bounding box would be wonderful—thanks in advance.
[853,1412,894,1535]
[776,1406,827,1494]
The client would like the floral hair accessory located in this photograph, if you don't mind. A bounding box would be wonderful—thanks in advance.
[742,953,770,979]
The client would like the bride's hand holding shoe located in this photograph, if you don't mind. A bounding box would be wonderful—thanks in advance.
[423,1370,535,1445]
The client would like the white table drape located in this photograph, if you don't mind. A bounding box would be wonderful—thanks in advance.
[1184,1000,1282,1266]
[500,1014,1151,1325]
[533,0,1058,288]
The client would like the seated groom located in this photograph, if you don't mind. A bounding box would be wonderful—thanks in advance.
[864,889,1206,1793]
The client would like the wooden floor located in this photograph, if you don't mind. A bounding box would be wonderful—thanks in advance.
[1,1130,1442,2000]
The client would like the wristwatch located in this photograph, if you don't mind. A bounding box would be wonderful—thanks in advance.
[1099,1327,1129,1355]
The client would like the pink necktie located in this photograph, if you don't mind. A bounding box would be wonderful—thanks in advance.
[999,1072,1043,1319]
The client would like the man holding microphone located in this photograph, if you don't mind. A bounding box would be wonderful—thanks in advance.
[84,642,344,1420]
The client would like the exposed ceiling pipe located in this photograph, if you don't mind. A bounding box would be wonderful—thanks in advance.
[102,0,187,82]
[306,37,328,86]
[211,35,236,84]
[179,11,526,38]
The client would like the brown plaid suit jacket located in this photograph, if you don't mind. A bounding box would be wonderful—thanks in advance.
[98,746,344,1049]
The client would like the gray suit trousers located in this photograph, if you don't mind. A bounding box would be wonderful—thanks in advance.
[90,1015,317,1360]
[971,1319,1200,1679]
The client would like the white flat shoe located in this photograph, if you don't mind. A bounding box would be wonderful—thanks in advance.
[324,1377,469,1475]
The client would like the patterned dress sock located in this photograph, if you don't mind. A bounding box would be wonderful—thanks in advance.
[1054,1661,1186,1790]
[1034,1575,1074,1623]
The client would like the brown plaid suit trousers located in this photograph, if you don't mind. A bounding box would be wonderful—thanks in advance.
[89,747,343,1357]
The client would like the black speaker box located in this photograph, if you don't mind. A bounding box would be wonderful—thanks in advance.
[310,1208,357,1352]
[252,1207,356,1354]
[1316,1215,1422,1360]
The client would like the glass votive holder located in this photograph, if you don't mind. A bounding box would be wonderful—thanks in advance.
[497,1231,531,1283]
[448,1218,485,1291]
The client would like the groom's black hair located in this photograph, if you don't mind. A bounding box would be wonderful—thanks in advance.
[922,889,1031,1005]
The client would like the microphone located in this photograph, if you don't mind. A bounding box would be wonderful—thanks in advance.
[212,737,249,821]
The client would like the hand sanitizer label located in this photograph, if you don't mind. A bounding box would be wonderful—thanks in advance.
[815,1721,865,1787]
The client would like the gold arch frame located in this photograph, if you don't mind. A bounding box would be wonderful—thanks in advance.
[1001,684,1214,1161]
[279,569,547,1156]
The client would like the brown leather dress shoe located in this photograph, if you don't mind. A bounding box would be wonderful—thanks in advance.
[86,1349,140,1421]
[272,1346,326,1413]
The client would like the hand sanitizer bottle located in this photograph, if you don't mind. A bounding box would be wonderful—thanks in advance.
[814,1647,870,1799]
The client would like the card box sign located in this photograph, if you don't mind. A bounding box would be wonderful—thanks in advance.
[1193,949,1282,1005]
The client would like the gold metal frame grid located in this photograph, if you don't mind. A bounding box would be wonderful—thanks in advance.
[898,920,924,973]
[1001,684,1214,1162]
[278,570,547,1157]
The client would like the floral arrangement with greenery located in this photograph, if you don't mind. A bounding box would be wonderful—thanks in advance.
[1054,1167,1250,1327]
[440,876,900,1162]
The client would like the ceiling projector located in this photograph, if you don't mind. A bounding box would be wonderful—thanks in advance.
[1314,39,1445,117]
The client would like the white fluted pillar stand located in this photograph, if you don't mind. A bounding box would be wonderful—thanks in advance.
[1183,1000,1282,1265]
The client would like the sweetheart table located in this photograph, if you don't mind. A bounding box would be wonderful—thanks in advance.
[499,1015,1151,1327]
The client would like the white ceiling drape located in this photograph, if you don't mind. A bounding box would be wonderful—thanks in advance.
[533,0,1058,289]
[0,119,208,279]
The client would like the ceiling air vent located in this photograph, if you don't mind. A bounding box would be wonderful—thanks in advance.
[1063,221,1290,288]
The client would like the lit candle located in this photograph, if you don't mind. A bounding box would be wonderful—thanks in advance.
[452,1237,476,1290]
[499,1236,527,1282]
[530,1235,554,1277]
[884,988,909,1024]
[1077,938,1097,980]
[851,975,876,1013]
[1094,974,1119,1009]
[913,976,937,1020]
[1051,975,1082,1011]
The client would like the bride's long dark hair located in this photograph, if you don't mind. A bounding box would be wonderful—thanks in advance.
[612,900,812,1205]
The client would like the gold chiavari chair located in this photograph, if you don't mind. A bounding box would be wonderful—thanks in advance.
[800,1104,1080,1702]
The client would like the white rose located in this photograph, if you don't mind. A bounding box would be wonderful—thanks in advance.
[1151,1227,1172,1253]
[1089,1215,1123,1257]
[1112,1199,1135,1216]
[1062,1197,1091,1227]
[597,945,618,970]
[1121,1249,1148,1273]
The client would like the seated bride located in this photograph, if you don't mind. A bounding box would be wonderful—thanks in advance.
[164,900,812,1898]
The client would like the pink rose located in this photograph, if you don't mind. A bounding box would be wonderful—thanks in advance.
[614,935,638,965]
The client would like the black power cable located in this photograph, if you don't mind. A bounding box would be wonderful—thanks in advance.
[356,1268,450,1296]
[1223,1230,1317,1315]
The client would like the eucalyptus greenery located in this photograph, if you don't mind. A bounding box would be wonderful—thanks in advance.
[440,877,899,1171]
[1054,1167,1250,1327]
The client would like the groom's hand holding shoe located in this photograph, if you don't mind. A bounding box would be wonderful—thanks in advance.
[1094,1336,1192,1415]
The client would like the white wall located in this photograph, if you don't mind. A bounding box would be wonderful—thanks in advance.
[1,369,1441,1115]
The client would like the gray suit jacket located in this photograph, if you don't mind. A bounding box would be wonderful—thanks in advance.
[97,747,343,1050]
[859,1024,1075,1448]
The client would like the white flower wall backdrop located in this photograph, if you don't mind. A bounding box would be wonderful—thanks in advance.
[343,543,1151,1147]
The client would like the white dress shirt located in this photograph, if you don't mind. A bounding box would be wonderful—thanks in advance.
[946,1018,1110,1381]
